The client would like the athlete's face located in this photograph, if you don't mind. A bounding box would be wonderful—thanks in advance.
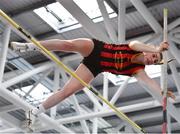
[143,53,162,65]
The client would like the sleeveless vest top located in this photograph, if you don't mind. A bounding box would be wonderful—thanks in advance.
[100,43,145,76]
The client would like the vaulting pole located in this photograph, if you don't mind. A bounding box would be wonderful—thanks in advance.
[0,9,146,133]
[161,8,168,134]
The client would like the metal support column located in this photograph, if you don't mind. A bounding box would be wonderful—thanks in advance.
[50,67,60,119]
[103,73,109,107]
[97,0,118,43]
[118,0,126,43]
[130,0,162,33]
[0,24,11,82]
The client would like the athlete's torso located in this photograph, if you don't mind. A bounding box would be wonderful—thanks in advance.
[100,43,145,76]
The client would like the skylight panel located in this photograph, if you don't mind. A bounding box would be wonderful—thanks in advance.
[34,2,78,33]
[104,1,114,14]
[73,0,114,19]
[15,84,52,104]
[14,85,32,96]
[34,1,116,33]
[73,0,102,19]
[29,84,51,102]
[14,88,26,96]
[145,65,161,78]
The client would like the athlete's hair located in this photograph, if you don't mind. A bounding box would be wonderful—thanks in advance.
[155,52,175,65]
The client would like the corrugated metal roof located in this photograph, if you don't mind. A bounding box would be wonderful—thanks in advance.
[0,96,12,106]
[8,109,25,121]
[13,12,53,37]
[0,0,42,13]
[149,0,180,20]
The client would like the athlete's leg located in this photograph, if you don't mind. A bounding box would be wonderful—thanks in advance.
[32,63,94,115]
[38,38,94,57]
[11,38,94,57]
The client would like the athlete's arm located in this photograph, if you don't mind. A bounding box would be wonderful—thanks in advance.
[134,69,162,94]
[134,69,175,99]
[129,40,169,53]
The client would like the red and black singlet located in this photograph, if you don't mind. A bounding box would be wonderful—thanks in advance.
[81,39,145,77]
[100,43,145,76]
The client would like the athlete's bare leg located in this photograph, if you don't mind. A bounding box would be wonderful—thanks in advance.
[37,38,94,57]
[11,38,94,57]
[42,63,94,110]
[28,38,95,115]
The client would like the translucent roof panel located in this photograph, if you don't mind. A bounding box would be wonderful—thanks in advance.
[73,0,114,19]
[29,84,52,103]
[15,84,52,105]
[34,2,78,33]
[34,1,115,33]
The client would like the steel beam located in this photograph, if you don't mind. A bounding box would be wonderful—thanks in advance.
[168,17,180,31]
[169,40,180,64]
[168,60,180,94]
[0,113,24,132]
[118,0,126,43]
[92,107,98,133]
[0,128,22,133]
[7,0,56,17]
[130,0,162,33]
[169,35,180,45]
[97,0,118,43]
[144,123,180,133]
[0,105,18,113]
[1,63,54,88]
[138,81,180,125]
[0,86,75,133]
[103,73,109,107]
[57,98,176,124]
[50,67,60,119]
[0,25,10,82]
[57,0,110,42]
[110,77,130,105]
[167,113,172,134]
[81,105,115,133]
[104,0,118,14]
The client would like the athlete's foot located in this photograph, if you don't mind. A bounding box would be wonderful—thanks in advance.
[10,42,39,52]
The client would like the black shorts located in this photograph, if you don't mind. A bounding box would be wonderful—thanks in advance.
[81,39,104,77]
